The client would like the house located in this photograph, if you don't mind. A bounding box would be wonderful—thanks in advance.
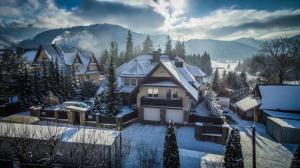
[254,85,300,144]
[234,96,260,120]
[21,44,102,85]
[98,50,207,106]
[136,59,203,124]
[0,122,121,167]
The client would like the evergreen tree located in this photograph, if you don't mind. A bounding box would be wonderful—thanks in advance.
[163,122,180,168]
[174,41,186,59]
[105,42,122,116]
[70,67,81,100]
[125,29,134,61]
[165,35,172,55]
[142,36,154,54]
[232,72,241,90]
[290,145,300,168]
[235,61,242,71]
[200,51,212,75]
[224,128,244,168]
[212,68,220,92]
[239,71,249,89]
[100,49,109,73]
[17,64,33,108]
[92,91,107,114]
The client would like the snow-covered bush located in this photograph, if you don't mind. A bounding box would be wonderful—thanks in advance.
[203,90,223,118]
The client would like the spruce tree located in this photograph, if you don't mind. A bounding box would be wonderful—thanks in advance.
[224,128,244,168]
[212,68,220,92]
[290,145,300,168]
[240,71,249,89]
[163,122,180,168]
[92,91,107,114]
[105,42,121,116]
[142,36,154,54]
[165,35,172,55]
[200,51,212,75]
[125,29,134,61]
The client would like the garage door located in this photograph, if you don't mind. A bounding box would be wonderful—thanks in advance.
[166,109,184,124]
[144,108,161,121]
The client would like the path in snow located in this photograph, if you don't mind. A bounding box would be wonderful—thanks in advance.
[225,111,296,168]
[122,123,225,168]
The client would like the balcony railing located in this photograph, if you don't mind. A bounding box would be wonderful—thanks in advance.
[140,96,183,108]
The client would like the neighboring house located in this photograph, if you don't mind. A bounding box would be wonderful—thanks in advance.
[98,50,207,106]
[136,59,203,124]
[234,96,260,120]
[21,44,102,85]
[254,85,300,144]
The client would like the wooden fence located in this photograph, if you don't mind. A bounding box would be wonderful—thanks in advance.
[189,114,224,125]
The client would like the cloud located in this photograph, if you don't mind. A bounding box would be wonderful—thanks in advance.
[167,8,300,40]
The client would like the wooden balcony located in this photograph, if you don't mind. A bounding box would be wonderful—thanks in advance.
[140,96,183,108]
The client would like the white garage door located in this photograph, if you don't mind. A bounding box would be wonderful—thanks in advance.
[144,108,161,121]
[166,109,184,124]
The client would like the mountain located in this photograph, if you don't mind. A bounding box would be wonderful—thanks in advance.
[13,24,263,60]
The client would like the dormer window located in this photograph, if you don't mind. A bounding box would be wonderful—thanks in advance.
[148,88,158,97]
[123,77,137,86]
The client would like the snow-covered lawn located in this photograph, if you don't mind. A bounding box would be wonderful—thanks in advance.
[122,123,225,168]
[225,111,297,168]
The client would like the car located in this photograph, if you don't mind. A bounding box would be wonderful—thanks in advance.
[63,101,91,109]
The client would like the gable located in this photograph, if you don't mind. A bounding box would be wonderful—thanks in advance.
[35,50,49,62]
[151,65,172,77]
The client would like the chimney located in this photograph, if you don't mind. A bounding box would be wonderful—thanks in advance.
[175,61,183,67]
[152,49,161,63]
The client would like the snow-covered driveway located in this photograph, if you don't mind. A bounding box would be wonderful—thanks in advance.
[122,123,224,168]
[226,111,296,168]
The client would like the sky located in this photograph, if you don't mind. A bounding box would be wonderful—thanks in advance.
[1,0,300,40]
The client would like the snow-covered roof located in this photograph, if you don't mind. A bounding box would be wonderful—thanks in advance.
[268,117,300,129]
[263,110,300,121]
[186,65,206,77]
[235,96,260,111]
[119,86,135,93]
[22,50,37,64]
[0,123,120,146]
[62,48,78,66]
[117,55,155,77]
[160,61,198,101]
[64,128,120,145]
[259,85,300,111]
[42,44,61,61]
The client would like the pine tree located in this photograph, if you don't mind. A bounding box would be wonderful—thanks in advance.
[290,145,300,168]
[174,41,186,59]
[224,128,244,168]
[163,122,180,168]
[165,35,172,55]
[105,42,122,116]
[125,29,134,61]
[200,51,212,75]
[100,49,109,73]
[212,68,220,92]
[142,36,154,54]
[239,71,249,89]
[93,91,107,114]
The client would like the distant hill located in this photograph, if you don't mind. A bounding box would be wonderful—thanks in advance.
[1,23,269,60]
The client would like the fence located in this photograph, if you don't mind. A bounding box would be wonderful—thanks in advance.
[189,114,224,125]
[30,107,138,130]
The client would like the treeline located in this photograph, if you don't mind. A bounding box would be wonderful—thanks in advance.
[235,37,300,84]
[1,52,97,109]
[212,68,249,97]
[99,31,212,75]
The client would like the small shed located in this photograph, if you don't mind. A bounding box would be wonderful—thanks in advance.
[266,117,300,144]
[234,96,260,120]
[261,110,300,125]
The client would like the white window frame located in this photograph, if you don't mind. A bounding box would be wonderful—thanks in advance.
[147,88,159,97]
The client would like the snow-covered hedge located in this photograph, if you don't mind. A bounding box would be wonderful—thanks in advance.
[203,90,223,118]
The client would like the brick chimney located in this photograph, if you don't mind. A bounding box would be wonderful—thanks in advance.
[152,49,161,63]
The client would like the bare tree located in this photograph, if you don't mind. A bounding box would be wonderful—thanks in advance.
[257,38,300,84]
[136,142,161,168]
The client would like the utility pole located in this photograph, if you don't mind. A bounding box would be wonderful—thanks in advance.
[252,89,257,168]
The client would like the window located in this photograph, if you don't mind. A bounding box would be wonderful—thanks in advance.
[148,88,159,97]
[167,89,171,99]
[172,89,178,99]
[131,78,137,86]
[124,78,130,86]
[123,78,137,86]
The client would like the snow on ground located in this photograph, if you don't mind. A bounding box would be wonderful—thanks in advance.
[194,102,210,116]
[211,60,238,72]
[122,123,225,168]
[225,110,297,168]
[116,106,134,117]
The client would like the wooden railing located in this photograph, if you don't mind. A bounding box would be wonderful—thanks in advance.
[141,96,182,107]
